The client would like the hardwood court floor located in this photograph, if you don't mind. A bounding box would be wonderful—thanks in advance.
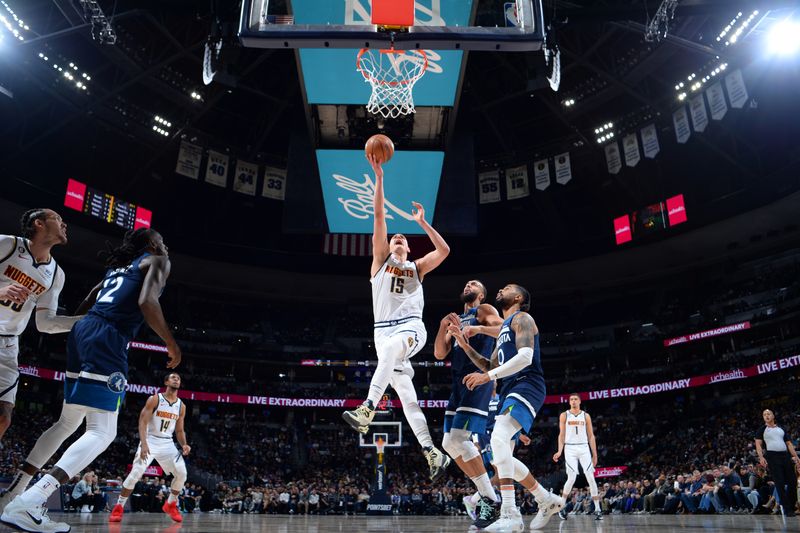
[6,512,797,532]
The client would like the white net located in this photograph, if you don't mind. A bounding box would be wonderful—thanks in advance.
[357,48,428,119]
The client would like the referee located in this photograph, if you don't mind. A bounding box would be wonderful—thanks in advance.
[755,409,799,517]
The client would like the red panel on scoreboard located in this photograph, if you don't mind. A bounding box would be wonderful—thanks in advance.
[64,179,86,211]
[666,194,687,226]
[614,215,632,245]
[134,207,152,229]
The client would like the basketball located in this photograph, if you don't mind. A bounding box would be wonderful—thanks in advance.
[365,134,395,164]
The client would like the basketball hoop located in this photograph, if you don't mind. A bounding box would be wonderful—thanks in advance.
[356,47,428,119]
[375,437,386,456]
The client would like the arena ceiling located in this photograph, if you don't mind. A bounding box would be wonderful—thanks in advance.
[1,0,799,274]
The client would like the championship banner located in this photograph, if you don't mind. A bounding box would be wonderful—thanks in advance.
[706,81,728,120]
[690,94,709,132]
[605,142,622,175]
[505,164,530,200]
[595,466,628,478]
[554,152,572,185]
[640,124,660,159]
[664,321,751,347]
[622,133,640,167]
[19,352,800,409]
[478,170,501,204]
[205,150,229,188]
[233,160,258,196]
[262,166,287,200]
[673,106,691,144]
[724,69,748,109]
[533,159,550,191]
[175,141,202,179]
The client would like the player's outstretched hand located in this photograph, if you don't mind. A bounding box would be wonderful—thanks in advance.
[447,324,467,348]
[411,202,425,224]
[0,283,30,305]
[182,444,191,456]
[462,371,490,391]
[552,451,561,462]
[366,153,384,180]
[166,342,182,369]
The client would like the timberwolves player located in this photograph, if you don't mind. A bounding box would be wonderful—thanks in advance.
[111,372,189,523]
[342,154,451,481]
[1,228,180,533]
[452,284,564,531]
[0,209,87,442]
[553,393,602,520]
[433,280,502,516]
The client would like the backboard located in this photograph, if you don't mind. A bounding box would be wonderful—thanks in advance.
[239,0,545,51]
[358,421,402,449]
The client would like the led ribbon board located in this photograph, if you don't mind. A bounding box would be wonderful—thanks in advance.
[316,150,444,234]
[292,0,473,106]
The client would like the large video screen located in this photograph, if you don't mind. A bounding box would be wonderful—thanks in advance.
[316,150,444,234]
[64,179,152,230]
[292,0,473,106]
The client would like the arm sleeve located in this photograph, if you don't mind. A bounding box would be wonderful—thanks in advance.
[35,268,82,334]
[0,235,16,262]
[487,347,533,381]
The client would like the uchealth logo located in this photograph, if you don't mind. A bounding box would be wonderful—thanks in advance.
[615,225,630,235]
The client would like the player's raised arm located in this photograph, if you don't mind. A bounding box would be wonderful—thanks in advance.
[412,202,450,280]
[137,394,159,461]
[369,155,390,277]
[466,303,503,338]
[138,255,180,368]
[433,312,460,360]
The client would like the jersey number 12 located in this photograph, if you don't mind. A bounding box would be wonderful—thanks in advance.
[97,276,124,304]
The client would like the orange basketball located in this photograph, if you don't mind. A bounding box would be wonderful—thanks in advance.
[365,134,395,164]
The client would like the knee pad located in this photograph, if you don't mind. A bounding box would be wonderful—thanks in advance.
[123,462,146,490]
[443,429,479,462]
[170,461,187,490]
[585,471,599,496]
[512,458,530,483]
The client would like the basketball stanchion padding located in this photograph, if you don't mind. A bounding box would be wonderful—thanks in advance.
[371,0,415,28]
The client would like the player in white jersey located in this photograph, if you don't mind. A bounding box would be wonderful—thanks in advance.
[553,393,602,521]
[110,372,190,523]
[342,153,452,481]
[0,209,87,441]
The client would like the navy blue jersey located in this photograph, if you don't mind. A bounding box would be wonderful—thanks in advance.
[451,307,495,378]
[88,253,150,339]
[495,311,546,399]
[485,393,501,434]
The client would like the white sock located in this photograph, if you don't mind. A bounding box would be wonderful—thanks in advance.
[5,471,33,499]
[469,492,482,505]
[500,484,515,511]
[531,483,549,504]
[404,403,434,449]
[471,473,499,502]
[117,495,128,506]
[168,493,178,504]
[18,474,60,506]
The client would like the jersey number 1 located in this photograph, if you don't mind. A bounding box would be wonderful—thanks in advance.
[390,277,404,294]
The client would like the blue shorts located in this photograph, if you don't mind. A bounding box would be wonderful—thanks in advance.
[498,379,545,434]
[64,315,129,412]
[443,379,493,435]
